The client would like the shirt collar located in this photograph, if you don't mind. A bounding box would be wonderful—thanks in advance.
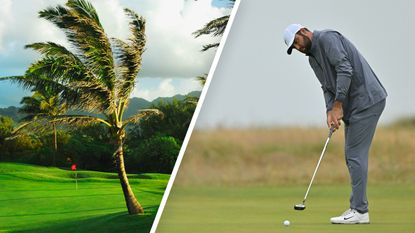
[308,30,321,56]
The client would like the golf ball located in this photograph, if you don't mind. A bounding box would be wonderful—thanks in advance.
[283,220,290,226]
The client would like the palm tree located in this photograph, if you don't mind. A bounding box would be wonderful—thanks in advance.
[196,74,207,86]
[193,0,236,51]
[0,0,160,214]
[193,0,235,87]
[19,88,67,165]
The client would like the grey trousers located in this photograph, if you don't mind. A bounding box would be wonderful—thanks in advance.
[343,99,386,214]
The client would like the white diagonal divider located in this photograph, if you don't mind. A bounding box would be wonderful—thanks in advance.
[150,1,241,232]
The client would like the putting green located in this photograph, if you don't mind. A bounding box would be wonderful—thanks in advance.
[0,163,169,233]
[156,184,415,233]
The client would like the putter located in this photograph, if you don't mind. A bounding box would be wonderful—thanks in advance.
[294,127,335,211]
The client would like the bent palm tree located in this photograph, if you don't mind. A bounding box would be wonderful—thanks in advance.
[1,0,159,214]
[19,88,67,165]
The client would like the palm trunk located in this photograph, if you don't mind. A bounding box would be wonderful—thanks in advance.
[115,134,144,214]
[53,122,57,166]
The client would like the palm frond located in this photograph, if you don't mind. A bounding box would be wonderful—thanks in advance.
[19,89,67,123]
[4,121,36,141]
[26,42,79,61]
[193,15,229,38]
[19,96,42,116]
[19,106,50,122]
[122,109,163,129]
[39,1,116,95]
[112,9,146,102]
[1,74,70,97]
[0,76,24,82]
[184,96,199,106]
[196,74,207,86]
[9,120,52,140]
[38,5,69,28]
[112,38,139,101]
[201,43,220,52]
[9,113,108,141]
[25,42,100,86]
[66,0,101,26]
[124,8,146,51]
[51,114,111,127]
[11,121,33,135]
[24,55,113,112]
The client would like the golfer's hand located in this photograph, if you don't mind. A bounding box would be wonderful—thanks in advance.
[327,101,343,131]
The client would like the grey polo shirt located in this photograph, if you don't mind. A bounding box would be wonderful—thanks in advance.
[308,30,387,120]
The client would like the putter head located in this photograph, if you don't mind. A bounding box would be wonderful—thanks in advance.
[294,203,306,211]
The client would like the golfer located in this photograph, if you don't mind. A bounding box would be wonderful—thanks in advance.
[283,24,387,224]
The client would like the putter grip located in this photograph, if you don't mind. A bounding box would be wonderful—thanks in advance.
[328,127,335,138]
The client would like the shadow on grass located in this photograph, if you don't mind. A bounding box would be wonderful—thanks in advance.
[0,192,120,202]
[58,169,155,180]
[12,209,158,233]
[0,207,125,218]
[0,186,118,193]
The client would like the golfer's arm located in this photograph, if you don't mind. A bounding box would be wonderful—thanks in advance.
[322,87,334,112]
[323,34,353,103]
[334,63,352,103]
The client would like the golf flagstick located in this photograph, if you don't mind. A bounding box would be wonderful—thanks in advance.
[71,163,77,190]
[294,127,335,210]
[75,170,78,190]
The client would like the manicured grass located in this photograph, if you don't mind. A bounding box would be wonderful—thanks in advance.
[156,184,415,233]
[0,163,169,233]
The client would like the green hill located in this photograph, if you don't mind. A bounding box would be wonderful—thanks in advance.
[0,91,201,121]
[0,162,169,232]
[0,106,25,122]
[152,91,201,104]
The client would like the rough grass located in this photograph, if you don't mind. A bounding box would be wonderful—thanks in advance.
[0,163,169,233]
[173,127,415,186]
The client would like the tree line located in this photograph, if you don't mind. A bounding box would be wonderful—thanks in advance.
[0,96,196,174]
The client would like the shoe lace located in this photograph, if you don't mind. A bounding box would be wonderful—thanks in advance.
[341,209,353,216]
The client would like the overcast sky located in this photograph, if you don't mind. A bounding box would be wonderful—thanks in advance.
[0,0,231,106]
[196,0,415,128]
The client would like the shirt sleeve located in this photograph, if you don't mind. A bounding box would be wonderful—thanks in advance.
[309,57,335,112]
[322,86,335,112]
[320,32,353,103]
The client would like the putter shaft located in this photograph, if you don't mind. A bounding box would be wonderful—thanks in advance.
[302,128,334,203]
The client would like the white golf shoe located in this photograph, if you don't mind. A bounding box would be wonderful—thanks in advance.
[330,209,370,224]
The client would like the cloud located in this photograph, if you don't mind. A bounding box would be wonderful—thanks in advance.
[0,0,12,51]
[0,0,231,77]
[90,0,130,40]
[0,0,230,106]
[0,0,68,75]
[132,77,202,101]
[119,0,230,78]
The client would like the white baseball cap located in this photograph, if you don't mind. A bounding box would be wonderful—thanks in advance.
[283,24,304,55]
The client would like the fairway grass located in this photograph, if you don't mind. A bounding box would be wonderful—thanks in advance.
[0,163,169,233]
[156,184,415,233]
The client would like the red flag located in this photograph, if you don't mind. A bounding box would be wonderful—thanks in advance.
[71,164,77,171]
